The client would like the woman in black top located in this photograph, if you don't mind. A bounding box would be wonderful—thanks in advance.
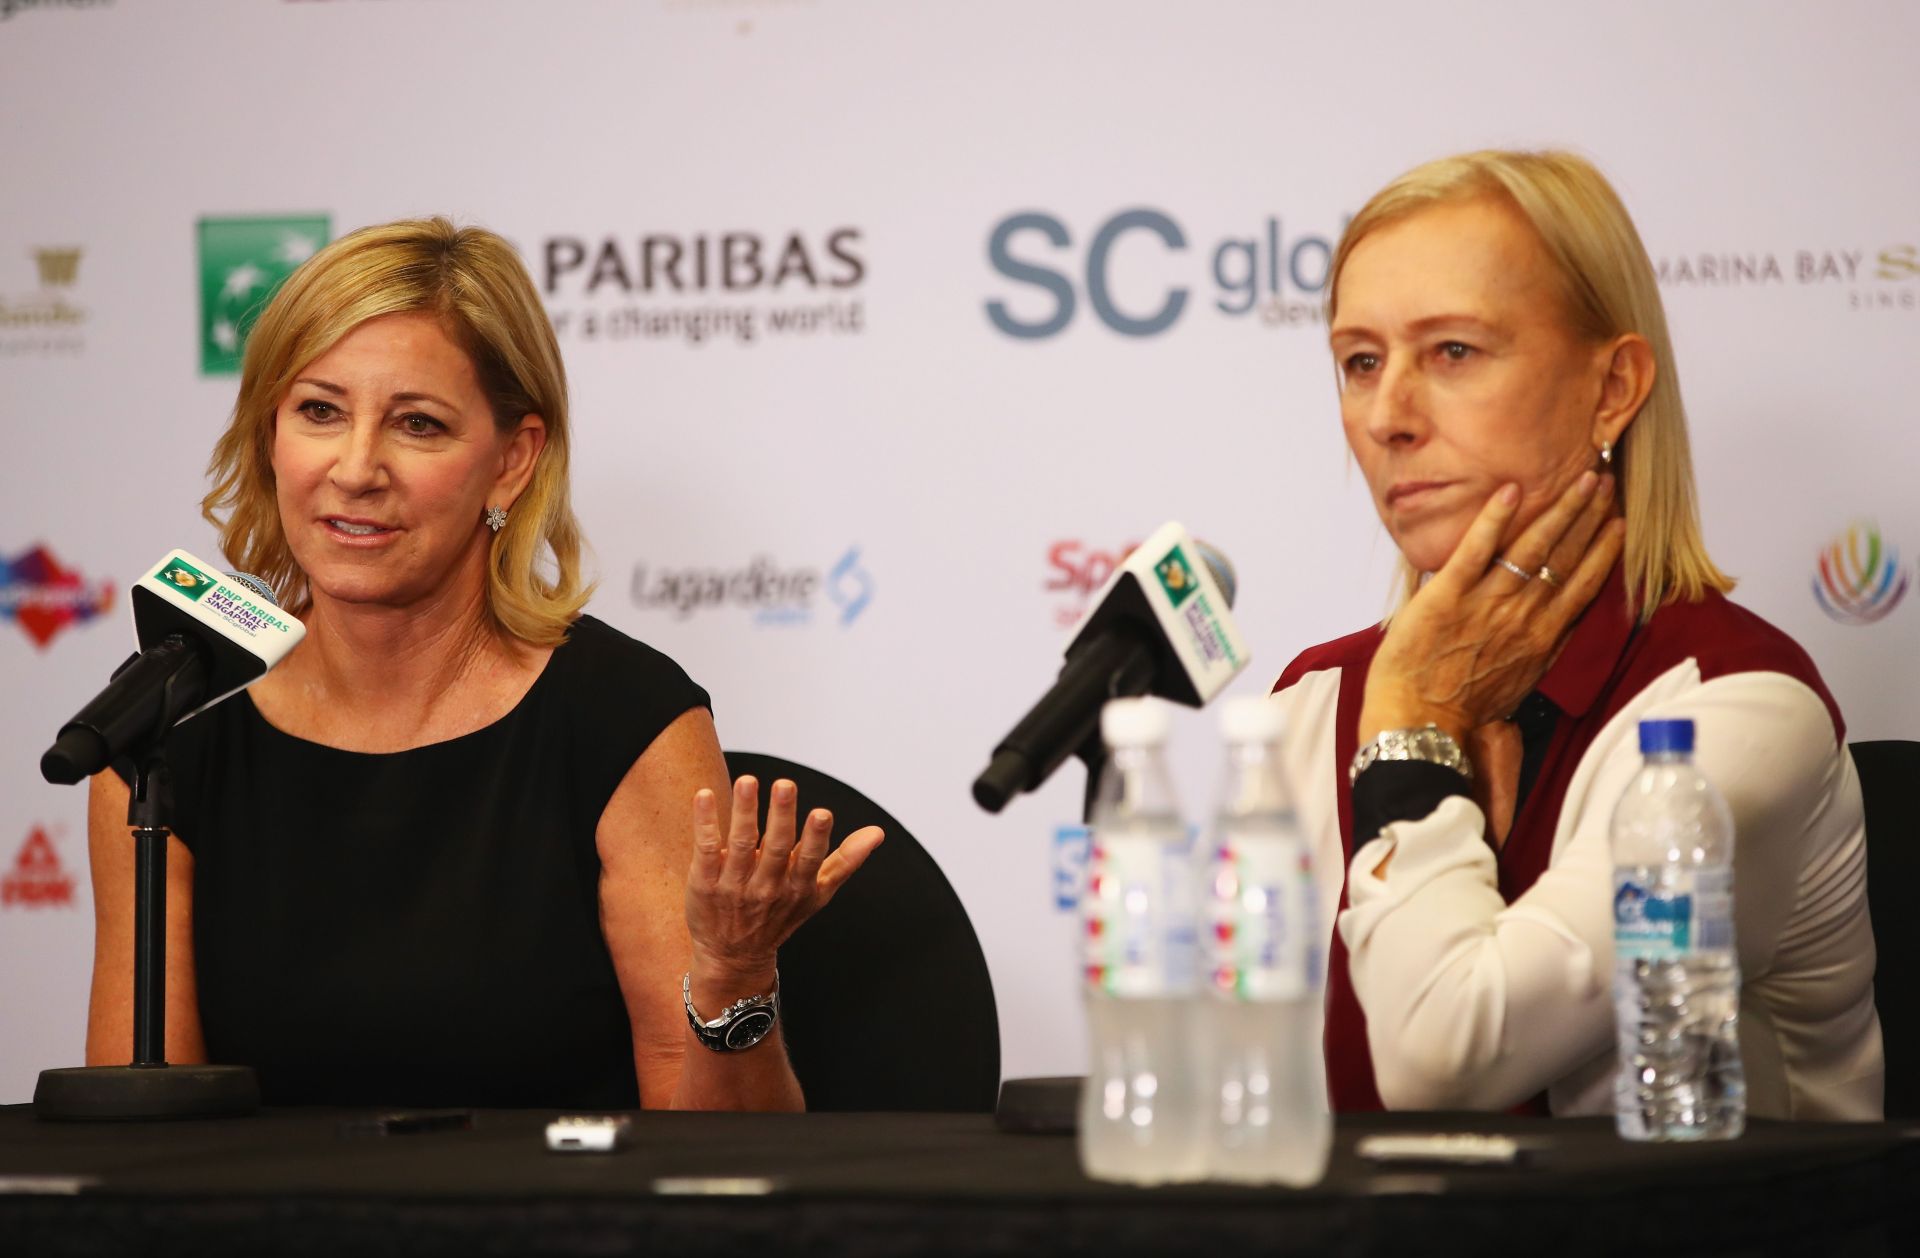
[86,218,880,1111]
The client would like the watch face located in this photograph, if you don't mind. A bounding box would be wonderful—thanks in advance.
[724,1008,776,1051]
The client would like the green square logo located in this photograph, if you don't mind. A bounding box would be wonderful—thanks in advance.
[197,215,330,374]
[155,557,217,600]
[1154,545,1199,608]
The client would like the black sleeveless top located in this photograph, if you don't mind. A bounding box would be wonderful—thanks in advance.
[115,615,709,1109]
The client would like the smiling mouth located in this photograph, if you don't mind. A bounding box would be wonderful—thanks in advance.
[324,518,396,537]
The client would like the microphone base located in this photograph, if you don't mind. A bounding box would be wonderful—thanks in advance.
[993,1074,1083,1135]
[33,1063,260,1121]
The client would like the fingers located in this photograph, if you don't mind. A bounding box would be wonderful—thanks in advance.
[1433,483,1521,595]
[787,808,834,890]
[1503,470,1601,574]
[1552,516,1625,616]
[719,775,762,891]
[1541,473,1615,582]
[747,780,800,896]
[815,826,887,905]
[689,787,725,883]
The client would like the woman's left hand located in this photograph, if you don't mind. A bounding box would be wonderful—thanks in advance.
[1360,471,1624,746]
[684,775,885,989]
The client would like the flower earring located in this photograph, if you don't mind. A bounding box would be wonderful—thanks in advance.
[485,505,508,532]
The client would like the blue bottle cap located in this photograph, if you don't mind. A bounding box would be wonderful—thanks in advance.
[1638,718,1695,754]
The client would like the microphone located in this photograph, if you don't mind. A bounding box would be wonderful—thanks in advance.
[40,550,306,785]
[972,521,1251,813]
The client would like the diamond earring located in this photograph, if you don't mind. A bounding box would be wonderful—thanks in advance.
[485,505,508,532]
[1599,441,1613,466]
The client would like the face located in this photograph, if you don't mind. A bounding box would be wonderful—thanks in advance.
[271,310,542,615]
[1329,197,1612,575]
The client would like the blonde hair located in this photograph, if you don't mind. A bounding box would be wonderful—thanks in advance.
[1328,149,1733,618]
[203,217,590,647]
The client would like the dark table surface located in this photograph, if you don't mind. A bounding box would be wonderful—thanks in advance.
[3,1104,1918,1257]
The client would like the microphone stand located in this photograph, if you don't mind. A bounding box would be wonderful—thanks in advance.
[34,744,260,1120]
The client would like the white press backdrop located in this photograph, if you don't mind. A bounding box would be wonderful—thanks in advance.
[3,0,1917,1101]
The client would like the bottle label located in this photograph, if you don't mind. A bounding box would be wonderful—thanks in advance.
[1082,832,1199,998]
[1612,866,1732,959]
[1208,833,1318,1002]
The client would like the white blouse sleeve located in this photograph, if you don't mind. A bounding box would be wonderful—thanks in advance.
[1337,663,1844,1111]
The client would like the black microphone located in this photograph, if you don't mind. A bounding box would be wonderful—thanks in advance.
[40,553,305,785]
[972,522,1251,814]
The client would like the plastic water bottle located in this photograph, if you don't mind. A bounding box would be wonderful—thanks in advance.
[1202,696,1330,1185]
[1610,718,1745,1141]
[1078,697,1205,1184]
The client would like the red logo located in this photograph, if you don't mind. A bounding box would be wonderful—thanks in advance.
[1,544,114,649]
[2,827,77,909]
[1045,539,1138,628]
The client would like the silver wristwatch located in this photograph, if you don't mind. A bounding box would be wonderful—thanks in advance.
[1349,724,1474,784]
[683,971,781,1052]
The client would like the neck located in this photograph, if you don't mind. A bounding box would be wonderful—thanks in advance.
[290,556,511,714]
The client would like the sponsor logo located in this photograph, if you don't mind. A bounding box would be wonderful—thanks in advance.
[155,556,217,600]
[630,545,873,627]
[198,215,330,374]
[985,208,1347,339]
[1813,522,1910,625]
[2,827,75,909]
[539,228,866,347]
[1154,544,1199,608]
[0,544,113,649]
[0,0,113,19]
[1045,539,1137,628]
[0,245,88,356]
[1652,246,1918,314]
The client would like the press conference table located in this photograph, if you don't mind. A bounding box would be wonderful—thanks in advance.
[2,1104,1917,1257]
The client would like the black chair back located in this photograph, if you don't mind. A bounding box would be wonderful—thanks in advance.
[724,751,1001,1113]
[1853,739,1920,1119]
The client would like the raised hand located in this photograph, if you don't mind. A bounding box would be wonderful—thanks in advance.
[684,775,885,989]
[1360,470,1624,746]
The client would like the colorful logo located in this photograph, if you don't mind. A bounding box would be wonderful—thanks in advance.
[155,556,217,600]
[2,827,76,909]
[1045,539,1138,628]
[1813,523,1909,625]
[826,546,873,626]
[630,545,873,628]
[0,544,113,648]
[1155,545,1198,608]
[197,214,330,374]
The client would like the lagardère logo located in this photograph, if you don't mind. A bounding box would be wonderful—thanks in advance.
[541,228,865,347]
[985,208,1345,339]
[0,543,113,648]
[1813,522,1910,625]
[631,546,873,627]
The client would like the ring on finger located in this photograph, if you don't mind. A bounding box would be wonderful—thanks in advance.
[1493,556,1533,582]
[1536,565,1564,588]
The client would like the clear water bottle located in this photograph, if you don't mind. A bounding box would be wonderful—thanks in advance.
[1202,697,1330,1185]
[1078,697,1205,1184]
[1610,717,1745,1141]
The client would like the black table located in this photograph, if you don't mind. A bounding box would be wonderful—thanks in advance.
[2,1105,1917,1257]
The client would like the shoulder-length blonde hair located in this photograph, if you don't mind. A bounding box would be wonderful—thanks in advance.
[1328,149,1733,619]
[203,216,590,647]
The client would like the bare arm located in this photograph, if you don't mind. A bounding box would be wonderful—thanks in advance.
[84,771,207,1066]
[596,708,880,1110]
